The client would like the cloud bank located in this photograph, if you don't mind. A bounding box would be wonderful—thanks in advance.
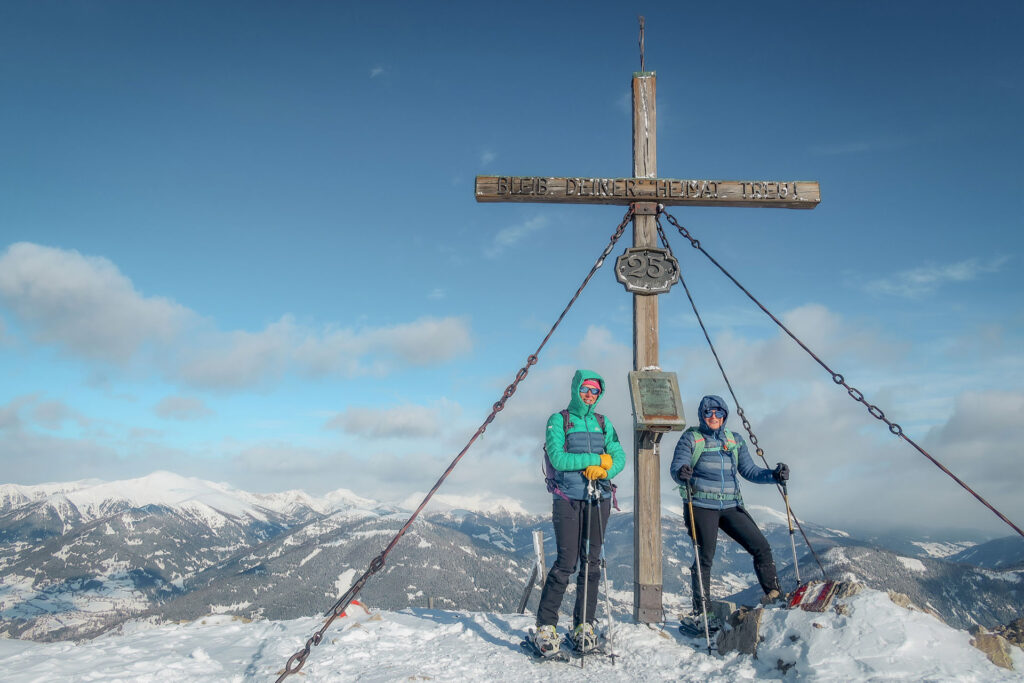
[0,243,472,391]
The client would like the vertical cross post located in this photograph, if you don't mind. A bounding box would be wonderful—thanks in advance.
[631,70,664,624]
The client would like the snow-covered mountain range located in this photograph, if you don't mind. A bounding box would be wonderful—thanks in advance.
[1,471,1022,645]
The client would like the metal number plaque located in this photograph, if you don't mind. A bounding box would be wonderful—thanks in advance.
[628,370,686,432]
[615,247,679,295]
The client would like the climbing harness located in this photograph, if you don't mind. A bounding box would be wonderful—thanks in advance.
[272,206,634,681]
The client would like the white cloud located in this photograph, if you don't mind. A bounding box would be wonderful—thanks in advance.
[4,303,1019,536]
[32,400,90,430]
[0,394,90,433]
[862,256,1009,298]
[326,403,445,439]
[154,396,213,421]
[0,395,31,432]
[370,66,385,78]
[921,390,1024,491]
[484,216,548,257]
[0,244,473,391]
[427,288,445,300]
[178,315,473,390]
[480,149,496,166]
[179,318,296,390]
[664,303,903,401]
[0,243,192,363]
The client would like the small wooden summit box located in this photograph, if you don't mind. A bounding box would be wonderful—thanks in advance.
[628,370,686,432]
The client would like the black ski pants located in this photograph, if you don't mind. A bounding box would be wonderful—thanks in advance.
[684,504,779,611]
[536,496,611,628]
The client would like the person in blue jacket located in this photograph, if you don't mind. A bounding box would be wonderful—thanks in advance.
[670,395,789,630]
[532,369,626,656]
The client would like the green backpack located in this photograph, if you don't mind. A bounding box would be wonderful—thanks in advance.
[687,426,738,468]
[678,426,743,504]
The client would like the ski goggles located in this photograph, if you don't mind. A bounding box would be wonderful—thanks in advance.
[702,408,726,419]
[579,386,601,395]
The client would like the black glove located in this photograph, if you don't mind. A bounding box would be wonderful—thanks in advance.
[773,463,790,483]
[677,464,693,482]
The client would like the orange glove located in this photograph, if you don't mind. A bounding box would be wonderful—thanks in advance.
[584,465,608,481]
[599,453,613,470]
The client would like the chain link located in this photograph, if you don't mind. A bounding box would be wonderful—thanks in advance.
[274,207,634,681]
[659,206,1024,541]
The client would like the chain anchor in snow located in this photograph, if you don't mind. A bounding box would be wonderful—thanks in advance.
[273,207,633,681]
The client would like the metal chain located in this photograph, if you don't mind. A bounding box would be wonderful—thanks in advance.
[274,206,634,681]
[659,207,1024,540]
[655,218,829,580]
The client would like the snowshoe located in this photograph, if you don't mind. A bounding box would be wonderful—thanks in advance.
[569,622,598,653]
[520,626,567,661]
[678,612,721,638]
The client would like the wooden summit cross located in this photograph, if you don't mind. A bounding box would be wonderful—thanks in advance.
[476,70,819,624]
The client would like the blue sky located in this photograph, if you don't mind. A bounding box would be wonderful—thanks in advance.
[1,1,1022,537]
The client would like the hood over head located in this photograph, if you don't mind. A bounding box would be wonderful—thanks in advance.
[697,394,729,434]
[568,369,604,415]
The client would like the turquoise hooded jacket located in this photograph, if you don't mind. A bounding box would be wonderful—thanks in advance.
[544,369,627,501]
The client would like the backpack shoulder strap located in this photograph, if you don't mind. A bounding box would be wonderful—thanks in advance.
[543,411,573,503]
[595,412,605,433]
[560,409,572,448]
[723,428,739,465]
[687,426,706,468]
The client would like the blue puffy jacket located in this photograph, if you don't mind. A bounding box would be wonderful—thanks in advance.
[670,395,774,510]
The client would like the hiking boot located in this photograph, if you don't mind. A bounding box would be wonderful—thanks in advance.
[570,622,598,652]
[532,625,560,656]
[760,589,782,606]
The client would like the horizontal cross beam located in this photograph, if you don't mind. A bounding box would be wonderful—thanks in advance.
[475,175,820,209]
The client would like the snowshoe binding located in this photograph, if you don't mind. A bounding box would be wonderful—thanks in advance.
[565,622,602,655]
[520,625,568,661]
[566,622,599,654]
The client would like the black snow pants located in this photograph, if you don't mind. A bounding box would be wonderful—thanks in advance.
[684,504,780,612]
[536,496,611,628]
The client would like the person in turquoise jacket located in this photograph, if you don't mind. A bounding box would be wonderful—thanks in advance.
[532,369,626,656]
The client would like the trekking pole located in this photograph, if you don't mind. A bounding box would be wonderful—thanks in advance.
[686,482,713,655]
[783,482,801,586]
[579,479,596,669]
[594,481,616,665]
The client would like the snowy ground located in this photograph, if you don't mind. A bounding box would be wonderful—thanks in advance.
[0,589,1021,682]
